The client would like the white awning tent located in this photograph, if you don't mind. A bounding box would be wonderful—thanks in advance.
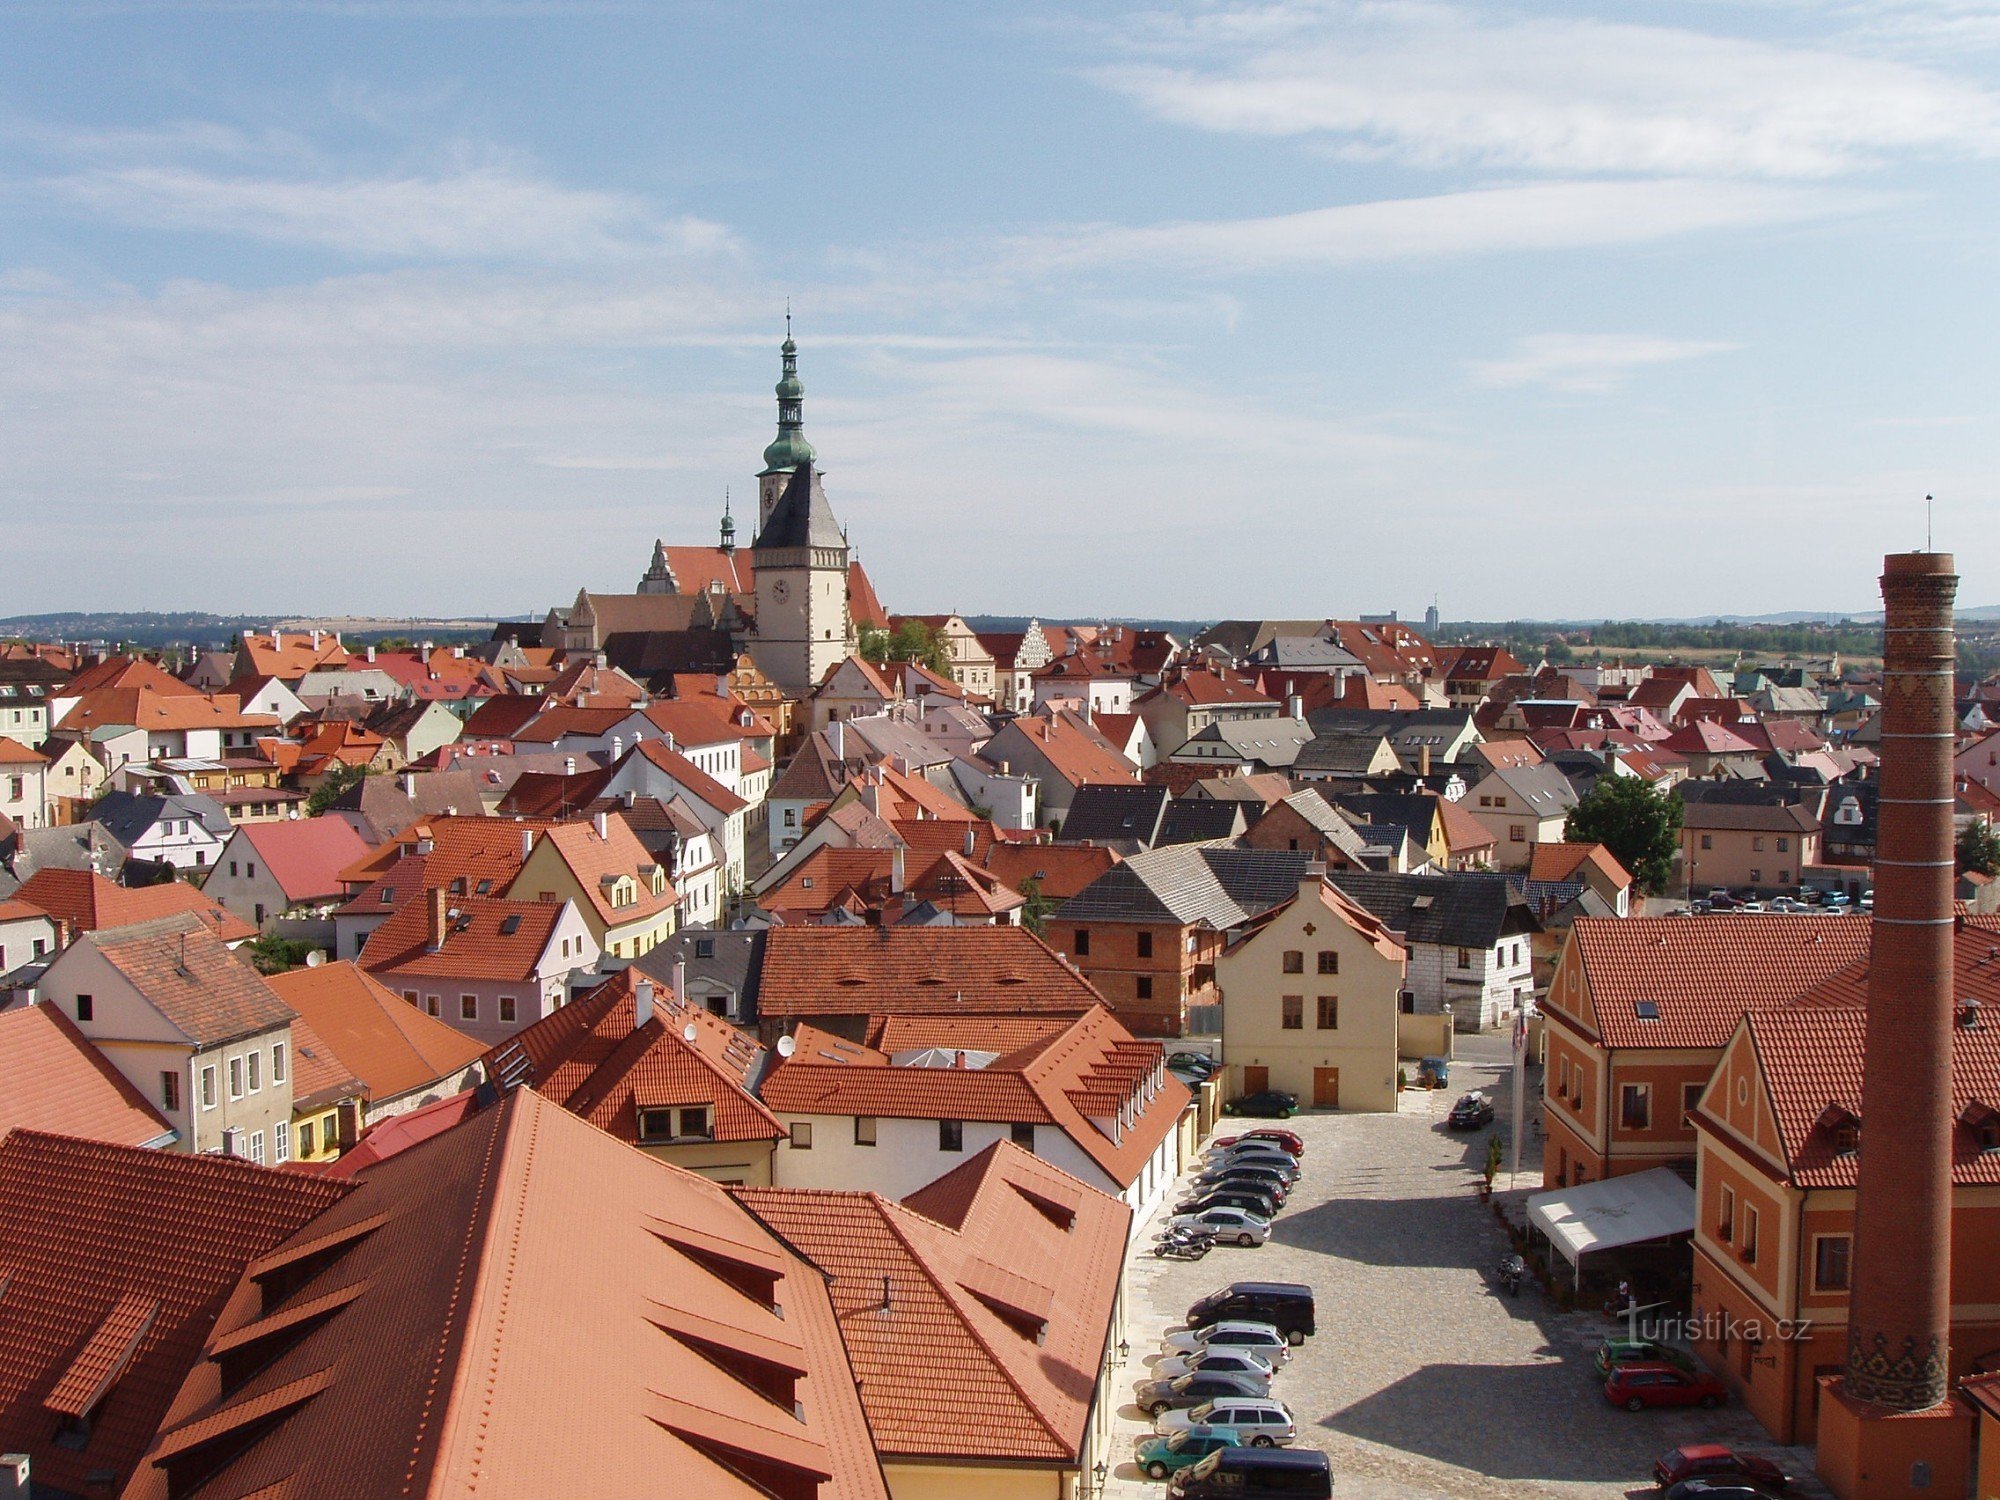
[1526,1168,1695,1280]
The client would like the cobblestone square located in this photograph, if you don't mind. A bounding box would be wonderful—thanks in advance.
[1106,1037,1827,1499]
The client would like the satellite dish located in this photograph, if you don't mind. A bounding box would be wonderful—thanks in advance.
[776,1035,797,1058]
[683,1022,699,1043]
[305,950,325,968]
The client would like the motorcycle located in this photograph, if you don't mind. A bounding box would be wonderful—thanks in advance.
[1153,1227,1216,1261]
[1494,1254,1525,1298]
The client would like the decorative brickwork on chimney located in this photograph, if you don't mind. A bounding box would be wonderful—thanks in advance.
[1845,552,1959,1410]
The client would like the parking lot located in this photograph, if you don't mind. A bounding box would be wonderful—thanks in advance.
[1106,1036,1825,1498]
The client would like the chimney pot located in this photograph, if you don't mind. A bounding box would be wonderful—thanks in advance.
[673,957,687,1006]
[521,828,534,860]
[635,978,655,1028]
[891,846,906,894]
[428,886,448,952]
[593,810,610,841]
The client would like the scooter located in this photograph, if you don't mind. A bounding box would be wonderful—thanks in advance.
[1495,1254,1525,1297]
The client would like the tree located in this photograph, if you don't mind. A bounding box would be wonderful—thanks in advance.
[1959,821,2000,877]
[858,619,954,678]
[1017,875,1057,937]
[244,934,317,975]
[1564,775,1683,895]
[305,761,371,816]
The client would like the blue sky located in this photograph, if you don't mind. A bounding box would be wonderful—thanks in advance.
[2,0,1996,622]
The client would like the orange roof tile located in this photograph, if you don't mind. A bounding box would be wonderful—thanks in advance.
[1571,914,1873,1049]
[127,1090,887,1500]
[756,926,1105,1020]
[84,916,296,1047]
[0,1003,173,1146]
[358,894,566,982]
[1529,840,1632,888]
[12,868,257,943]
[0,1130,349,1497]
[981,842,1121,902]
[523,814,678,927]
[230,818,372,903]
[265,961,487,1102]
[0,735,46,765]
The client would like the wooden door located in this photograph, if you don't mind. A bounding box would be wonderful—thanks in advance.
[1242,1066,1270,1095]
[1312,1068,1341,1109]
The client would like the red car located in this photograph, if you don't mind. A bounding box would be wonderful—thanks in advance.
[1214,1129,1305,1158]
[1653,1443,1788,1491]
[1606,1363,1728,1412]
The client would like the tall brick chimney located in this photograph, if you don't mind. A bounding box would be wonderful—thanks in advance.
[1844,552,1958,1411]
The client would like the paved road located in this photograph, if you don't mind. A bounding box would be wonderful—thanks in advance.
[1107,1036,1823,1498]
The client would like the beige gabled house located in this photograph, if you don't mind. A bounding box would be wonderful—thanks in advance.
[1216,866,1409,1111]
[509,810,678,959]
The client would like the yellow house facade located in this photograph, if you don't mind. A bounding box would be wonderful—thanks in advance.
[509,811,678,959]
[1217,866,1409,1111]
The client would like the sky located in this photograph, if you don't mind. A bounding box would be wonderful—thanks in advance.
[1,0,1997,623]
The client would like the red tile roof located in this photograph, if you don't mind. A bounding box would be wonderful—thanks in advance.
[522,814,678,927]
[735,1140,1128,1463]
[1528,841,1631,888]
[982,843,1122,902]
[0,1130,349,1497]
[0,1003,173,1146]
[358,894,566,983]
[761,1005,1186,1192]
[0,735,46,765]
[266,961,488,1102]
[230,817,372,903]
[486,969,781,1145]
[127,1089,888,1500]
[84,916,297,1047]
[1570,914,1873,1049]
[12,868,257,943]
[996,711,1137,789]
[756,926,1105,1020]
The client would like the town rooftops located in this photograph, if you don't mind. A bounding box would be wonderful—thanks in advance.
[12,867,258,943]
[0,735,46,765]
[0,1129,350,1498]
[735,1141,1129,1465]
[86,914,297,1047]
[981,842,1122,903]
[1326,870,1539,951]
[486,968,780,1146]
[125,1087,888,1500]
[265,960,488,1102]
[1528,841,1633,890]
[1678,799,1821,834]
[1566,914,1874,1050]
[525,813,679,927]
[0,1003,176,1147]
[359,893,568,982]
[86,789,234,846]
[755,926,1104,1020]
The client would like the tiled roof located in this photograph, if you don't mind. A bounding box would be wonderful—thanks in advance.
[762,1005,1185,1191]
[12,868,258,943]
[266,961,488,1102]
[0,734,46,765]
[0,1003,174,1146]
[1663,718,1760,755]
[287,1014,368,1112]
[756,927,1104,1019]
[230,817,372,903]
[1328,870,1538,950]
[521,814,678,927]
[1679,800,1820,833]
[57,689,280,737]
[1572,914,1873,1049]
[982,843,1122,902]
[358,894,565,982]
[1056,845,1313,927]
[486,969,780,1145]
[735,1140,1129,1463]
[1740,926,2000,1186]
[864,1014,1075,1055]
[993,711,1137,790]
[0,1130,349,1498]
[627,738,749,815]
[127,1088,888,1500]
[1528,841,1630,888]
[86,916,296,1047]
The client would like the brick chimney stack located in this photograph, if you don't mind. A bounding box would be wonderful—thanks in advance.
[1843,552,1958,1414]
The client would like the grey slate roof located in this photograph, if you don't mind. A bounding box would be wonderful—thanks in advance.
[86,790,233,847]
[634,928,766,1023]
[1178,719,1313,767]
[1481,763,1581,816]
[1157,798,1246,846]
[1294,730,1395,775]
[1056,845,1313,927]
[1244,637,1364,671]
[1326,870,1539,949]
[752,461,846,551]
[1059,785,1169,847]
[1268,789,1373,865]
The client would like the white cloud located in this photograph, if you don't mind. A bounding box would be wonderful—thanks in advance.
[1093,2,2000,178]
[41,164,733,262]
[1010,178,1892,274]
[1468,333,1741,394]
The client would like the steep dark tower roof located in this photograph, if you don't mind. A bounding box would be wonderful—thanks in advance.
[752,460,846,552]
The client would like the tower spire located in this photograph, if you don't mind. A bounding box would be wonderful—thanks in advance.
[761,320,815,475]
[719,486,736,554]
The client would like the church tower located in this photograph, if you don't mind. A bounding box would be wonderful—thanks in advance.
[749,331,851,699]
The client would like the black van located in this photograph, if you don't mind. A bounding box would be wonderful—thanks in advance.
[1169,1447,1332,1498]
[1185,1282,1316,1344]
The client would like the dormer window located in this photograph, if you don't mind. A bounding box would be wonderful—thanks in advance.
[1833,1123,1859,1157]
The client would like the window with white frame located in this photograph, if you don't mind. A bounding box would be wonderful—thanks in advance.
[274,1121,290,1163]
[228,1056,245,1099]
[272,1042,286,1084]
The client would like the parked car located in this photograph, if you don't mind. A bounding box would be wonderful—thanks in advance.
[1446,1093,1495,1129]
[1652,1443,1789,1492]
[1137,1370,1271,1416]
[1768,897,1808,913]
[1224,1090,1298,1119]
[1169,1051,1220,1074]
[1155,1397,1298,1448]
[1163,1320,1292,1364]
[1736,900,1766,914]
[1196,1158,1295,1187]
[1176,1188,1283,1221]
[1208,1136,1304,1160]
[1169,1207,1273,1247]
[1137,1426,1243,1481]
[1595,1338,1698,1379]
[1664,1483,1769,1500]
[1153,1346,1278,1382]
[1607,1363,1728,1411]
[1191,1174,1290,1208]
[1706,892,1740,910]
[1169,1446,1332,1499]
[1203,1148,1300,1180]
[1187,1283,1316,1344]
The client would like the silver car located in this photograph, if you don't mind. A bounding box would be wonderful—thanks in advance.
[1167,1206,1272,1246]
[1163,1320,1291,1364]
[1154,1396,1298,1447]
[1152,1346,1278,1382]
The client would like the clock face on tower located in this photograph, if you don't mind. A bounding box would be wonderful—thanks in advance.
[771,578,791,603]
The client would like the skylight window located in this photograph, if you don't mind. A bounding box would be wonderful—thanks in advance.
[1634,1000,1660,1020]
